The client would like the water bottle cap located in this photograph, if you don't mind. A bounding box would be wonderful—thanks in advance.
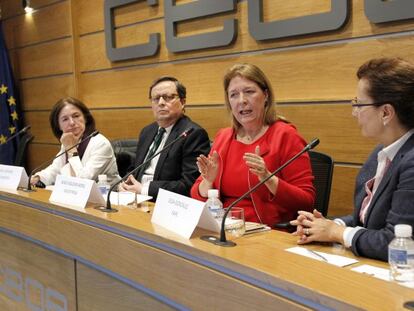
[98,174,107,181]
[395,224,412,237]
[207,189,219,198]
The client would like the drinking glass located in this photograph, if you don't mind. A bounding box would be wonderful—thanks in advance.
[224,207,245,239]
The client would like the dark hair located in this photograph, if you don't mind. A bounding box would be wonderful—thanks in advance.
[49,97,96,140]
[357,57,414,129]
[223,63,285,130]
[148,76,186,100]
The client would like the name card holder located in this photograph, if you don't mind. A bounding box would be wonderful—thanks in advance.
[50,175,105,211]
[0,164,28,190]
[151,189,219,239]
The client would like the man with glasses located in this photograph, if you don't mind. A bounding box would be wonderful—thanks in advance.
[119,76,210,200]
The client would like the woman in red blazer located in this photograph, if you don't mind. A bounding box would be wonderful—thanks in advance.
[191,63,315,227]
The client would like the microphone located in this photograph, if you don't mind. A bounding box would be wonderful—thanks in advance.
[97,127,195,213]
[24,130,99,192]
[201,138,320,247]
[1,125,31,145]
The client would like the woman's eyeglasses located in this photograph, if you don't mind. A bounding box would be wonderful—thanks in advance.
[350,97,387,111]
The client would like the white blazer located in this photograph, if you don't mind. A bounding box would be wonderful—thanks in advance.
[37,133,120,185]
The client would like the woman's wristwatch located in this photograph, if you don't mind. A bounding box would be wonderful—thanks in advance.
[68,151,79,157]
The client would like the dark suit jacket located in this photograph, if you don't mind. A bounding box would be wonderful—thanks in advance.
[340,133,414,261]
[132,115,210,200]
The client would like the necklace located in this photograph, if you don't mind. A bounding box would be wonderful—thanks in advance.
[237,125,268,143]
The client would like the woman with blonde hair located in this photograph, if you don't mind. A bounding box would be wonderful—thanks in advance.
[191,63,315,227]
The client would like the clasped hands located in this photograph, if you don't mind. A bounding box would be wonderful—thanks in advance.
[118,175,142,194]
[290,209,344,245]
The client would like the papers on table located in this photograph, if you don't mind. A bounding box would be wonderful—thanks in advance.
[351,264,389,281]
[351,264,414,288]
[286,246,359,267]
[244,221,271,235]
[108,191,152,206]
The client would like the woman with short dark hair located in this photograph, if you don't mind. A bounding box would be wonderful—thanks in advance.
[31,97,119,186]
[291,57,414,261]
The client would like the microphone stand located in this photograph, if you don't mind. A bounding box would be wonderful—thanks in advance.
[1,125,31,145]
[96,127,194,213]
[201,138,320,247]
[24,130,99,192]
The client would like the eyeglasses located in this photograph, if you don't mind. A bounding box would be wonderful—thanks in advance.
[150,94,179,104]
[350,98,387,111]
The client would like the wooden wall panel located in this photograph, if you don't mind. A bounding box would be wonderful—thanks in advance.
[0,0,64,20]
[79,36,414,108]
[21,75,75,110]
[77,0,414,73]
[27,143,60,169]
[74,0,164,35]
[277,104,376,163]
[17,38,74,78]
[329,165,360,217]
[3,1,71,49]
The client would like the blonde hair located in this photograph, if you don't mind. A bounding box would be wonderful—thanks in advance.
[223,63,285,130]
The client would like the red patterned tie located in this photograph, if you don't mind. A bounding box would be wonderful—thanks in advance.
[359,157,391,224]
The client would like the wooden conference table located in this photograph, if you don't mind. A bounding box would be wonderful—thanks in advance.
[0,188,412,311]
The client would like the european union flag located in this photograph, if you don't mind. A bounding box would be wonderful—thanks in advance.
[0,21,22,165]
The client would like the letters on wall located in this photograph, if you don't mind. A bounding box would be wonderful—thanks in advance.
[104,0,414,62]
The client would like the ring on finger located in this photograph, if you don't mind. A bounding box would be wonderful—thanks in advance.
[304,228,310,236]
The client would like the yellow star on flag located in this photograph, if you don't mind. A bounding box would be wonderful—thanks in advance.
[9,126,16,134]
[0,84,7,94]
[8,96,16,106]
[11,111,18,120]
[0,135,7,144]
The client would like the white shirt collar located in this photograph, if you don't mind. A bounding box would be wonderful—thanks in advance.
[379,129,414,162]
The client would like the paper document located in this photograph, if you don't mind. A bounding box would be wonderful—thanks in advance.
[244,222,271,234]
[108,191,152,206]
[351,264,390,281]
[286,246,359,267]
[351,264,414,288]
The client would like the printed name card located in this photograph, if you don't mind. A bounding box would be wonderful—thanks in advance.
[0,164,28,190]
[50,175,105,210]
[152,189,219,239]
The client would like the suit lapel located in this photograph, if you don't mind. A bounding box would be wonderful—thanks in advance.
[353,148,379,224]
[137,125,158,165]
[364,134,414,224]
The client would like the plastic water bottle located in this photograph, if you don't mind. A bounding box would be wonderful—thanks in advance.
[97,174,110,197]
[389,224,414,283]
[205,189,224,220]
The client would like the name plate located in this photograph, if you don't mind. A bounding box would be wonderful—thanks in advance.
[151,189,219,239]
[50,175,105,210]
[0,164,28,190]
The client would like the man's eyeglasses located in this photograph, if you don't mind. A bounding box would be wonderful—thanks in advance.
[150,94,179,104]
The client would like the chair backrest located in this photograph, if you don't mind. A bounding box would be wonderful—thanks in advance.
[309,150,334,217]
[111,139,137,177]
[14,133,34,168]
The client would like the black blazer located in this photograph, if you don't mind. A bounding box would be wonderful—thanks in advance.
[132,115,210,200]
[341,133,414,261]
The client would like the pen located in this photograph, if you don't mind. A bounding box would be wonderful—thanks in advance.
[307,249,329,262]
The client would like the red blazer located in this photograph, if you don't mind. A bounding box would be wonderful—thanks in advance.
[191,121,315,227]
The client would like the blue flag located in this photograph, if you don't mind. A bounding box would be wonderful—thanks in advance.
[0,21,22,165]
